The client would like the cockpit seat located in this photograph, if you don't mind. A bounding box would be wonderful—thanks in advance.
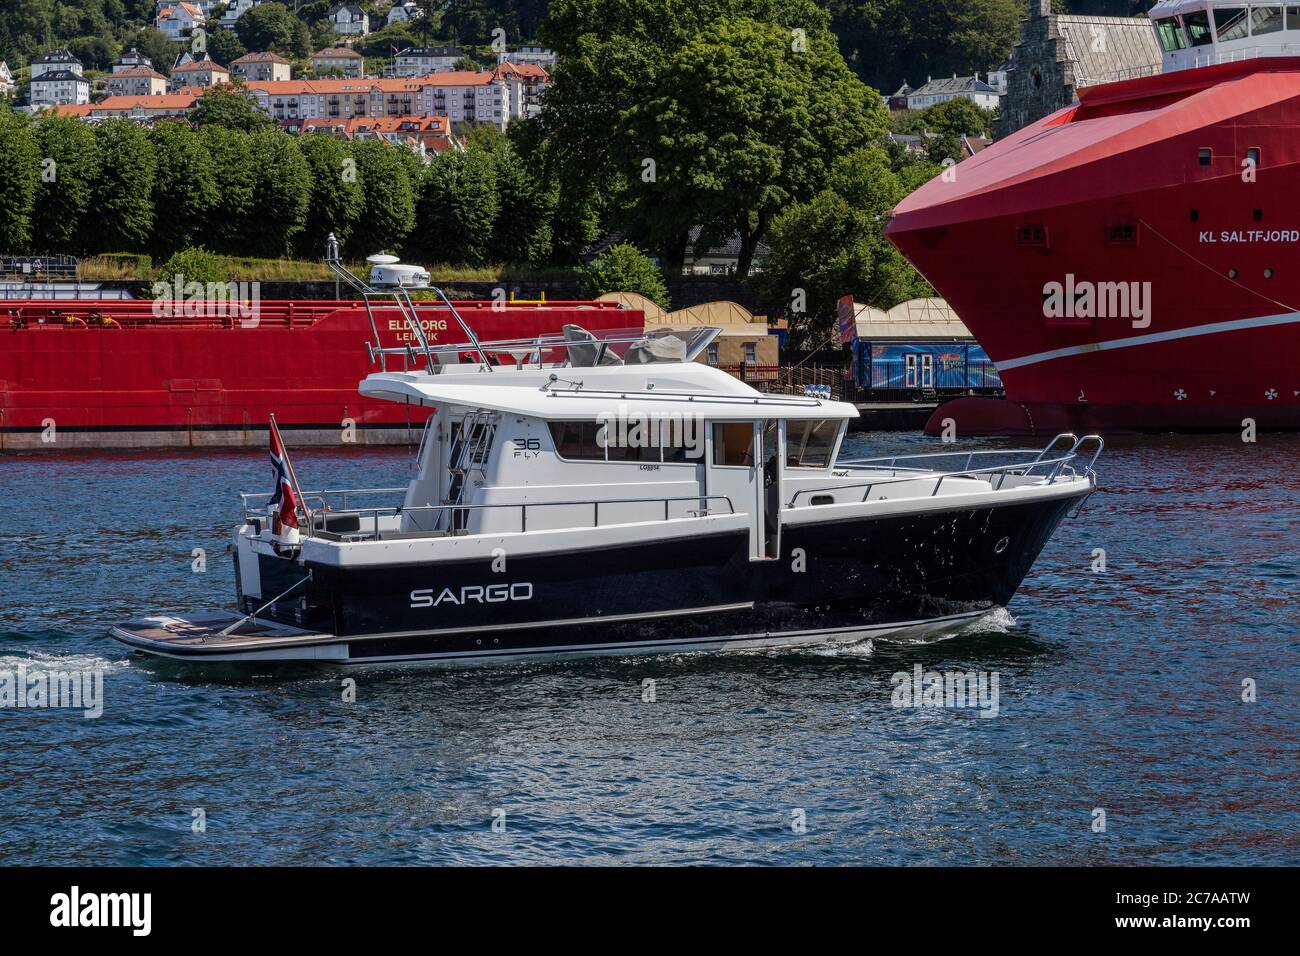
[626,330,687,364]
[563,324,624,367]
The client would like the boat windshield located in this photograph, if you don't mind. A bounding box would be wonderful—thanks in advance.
[1182,10,1215,46]
[1156,17,1188,51]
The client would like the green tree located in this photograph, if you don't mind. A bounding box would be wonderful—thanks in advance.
[296,134,365,258]
[0,108,38,252]
[148,121,220,256]
[578,243,670,310]
[157,246,228,284]
[467,126,555,264]
[199,124,257,254]
[491,148,555,264]
[760,146,933,346]
[205,25,246,66]
[412,147,499,264]
[190,84,274,131]
[236,2,305,56]
[30,115,99,254]
[892,98,995,138]
[348,140,418,257]
[539,0,854,270]
[91,119,156,252]
[67,35,118,71]
[245,129,311,257]
[827,0,1022,93]
[623,17,885,276]
[116,28,181,76]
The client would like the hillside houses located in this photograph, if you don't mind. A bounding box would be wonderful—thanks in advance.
[156,3,204,40]
[113,49,155,73]
[299,115,454,156]
[246,65,549,130]
[387,2,423,25]
[30,49,82,80]
[107,66,168,97]
[905,74,1001,111]
[0,61,15,96]
[327,4,370,36]
[231,51,292,83]
[313,46,365,78]
[14,37,552,137]
[392,47,465,76]
[167,57,230,92]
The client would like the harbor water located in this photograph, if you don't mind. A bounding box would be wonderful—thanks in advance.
[1,433,1297,864]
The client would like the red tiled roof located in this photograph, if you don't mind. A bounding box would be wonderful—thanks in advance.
[313,47,364,59]
[94,94,198,112]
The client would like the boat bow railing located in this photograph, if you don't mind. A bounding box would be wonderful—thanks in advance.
[792,434,1102,506]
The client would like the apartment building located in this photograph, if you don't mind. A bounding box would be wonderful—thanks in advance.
[167,57,229,92]
[312,46,365,78]
[30,49,83,80]
[30,70,91,106]
[107,66,168,97]
[392,47,465,76]
[231,51,292,83]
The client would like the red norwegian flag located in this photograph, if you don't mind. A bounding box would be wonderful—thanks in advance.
[268,421,299,529]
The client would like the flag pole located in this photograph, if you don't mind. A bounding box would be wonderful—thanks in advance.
[270,414,311,528]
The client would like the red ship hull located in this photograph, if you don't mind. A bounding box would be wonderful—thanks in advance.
[886,59,1300,436]
[0,299,638,451]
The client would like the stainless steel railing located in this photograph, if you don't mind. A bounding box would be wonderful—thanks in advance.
[241,489,738,539]
[791,434,1102,507]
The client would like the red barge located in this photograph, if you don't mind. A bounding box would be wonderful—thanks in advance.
[887,6,1300,435]
[0,298,638,451]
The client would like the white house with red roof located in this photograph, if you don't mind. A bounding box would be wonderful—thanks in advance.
[156,3,204,40]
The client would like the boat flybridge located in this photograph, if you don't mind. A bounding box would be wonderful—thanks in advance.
[109,240,1102,666]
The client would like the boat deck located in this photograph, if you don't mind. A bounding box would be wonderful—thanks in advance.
[109,611,339,659]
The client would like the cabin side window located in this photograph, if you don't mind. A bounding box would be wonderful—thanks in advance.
[548,421,606,461]
[1212,7,1249,42]
[785,420,838,469]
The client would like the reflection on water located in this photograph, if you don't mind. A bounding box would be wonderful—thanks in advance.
[0,434,1297,864]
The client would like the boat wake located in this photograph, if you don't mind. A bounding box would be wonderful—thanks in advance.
[961,606,1019,635]
[0,649,129,674]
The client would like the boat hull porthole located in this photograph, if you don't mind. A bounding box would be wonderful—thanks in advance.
[994,536,1011,554]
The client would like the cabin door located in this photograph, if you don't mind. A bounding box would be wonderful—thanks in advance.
[905,354,918,388]
[706,421,767,561]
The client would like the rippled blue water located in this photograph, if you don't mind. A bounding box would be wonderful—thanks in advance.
[1,432,1297,865]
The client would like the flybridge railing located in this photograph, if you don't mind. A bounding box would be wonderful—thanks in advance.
[324,233,496,374]
[789,434,1102,506]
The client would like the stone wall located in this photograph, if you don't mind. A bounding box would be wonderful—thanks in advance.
[996,0,1161,138]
